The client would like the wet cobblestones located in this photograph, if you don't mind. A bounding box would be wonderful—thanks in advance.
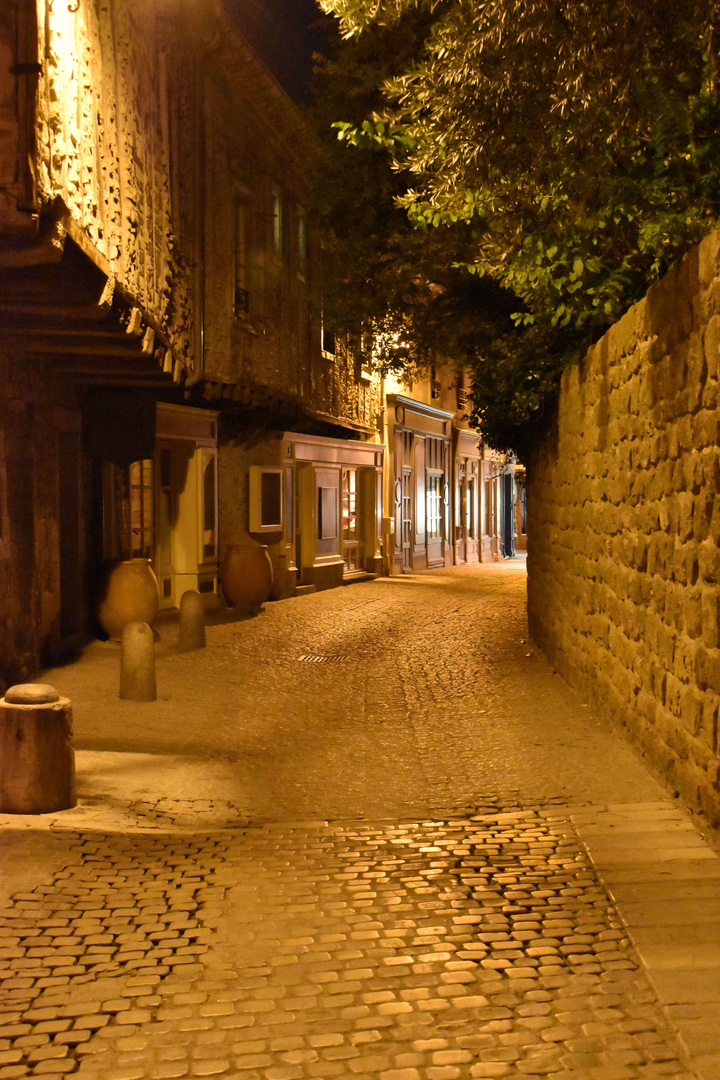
[0,804,695,1080]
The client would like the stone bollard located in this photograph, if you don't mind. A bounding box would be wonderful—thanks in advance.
[0,683,76,813]
[120,621,157,701]
[179,589,206,652]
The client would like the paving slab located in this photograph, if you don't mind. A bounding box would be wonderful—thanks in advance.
[575,801,720,1080]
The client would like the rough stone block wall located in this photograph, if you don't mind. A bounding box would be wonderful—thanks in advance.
[34,0,193,355]
[0,344,87,692]
[528,229,720,827]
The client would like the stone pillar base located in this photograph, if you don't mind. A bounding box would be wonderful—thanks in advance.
[0,684,76,814]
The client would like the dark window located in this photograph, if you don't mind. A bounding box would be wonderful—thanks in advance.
[322,326,336,355]
[261,471,282,528]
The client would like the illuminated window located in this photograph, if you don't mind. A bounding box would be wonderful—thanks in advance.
[484,476,493,536]
[466,477,476,539]
[426,474,442,540]
[342,468,364,572]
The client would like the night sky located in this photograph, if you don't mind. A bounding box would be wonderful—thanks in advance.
[223,0,331,103]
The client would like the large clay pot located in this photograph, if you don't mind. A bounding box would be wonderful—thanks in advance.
[98,558,160,641]
[221,538,273,612]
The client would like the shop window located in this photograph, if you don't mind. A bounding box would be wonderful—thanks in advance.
[156,446,174,600]
[129,459,154,559]
[249,466,283,532]
[342,468,364,572]
[467,477,476,539]
[284,466,294,548]
[201,451,217,560]
[426,473,442,540]
[484,476,493,536]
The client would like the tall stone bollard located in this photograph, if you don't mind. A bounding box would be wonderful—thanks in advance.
[0,683,76,813]
[120,621,157,701]
[179,589,206,652]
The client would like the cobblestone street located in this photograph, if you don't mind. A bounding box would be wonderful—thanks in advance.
[2,562,720,1080]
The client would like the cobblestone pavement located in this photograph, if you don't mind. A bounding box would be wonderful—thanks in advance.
[40,562,666,820]
[0,806,698,1080]
[0,562,718,1080]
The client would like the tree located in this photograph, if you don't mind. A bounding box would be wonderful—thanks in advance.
[309,15,506,375]
[313,0,720,452]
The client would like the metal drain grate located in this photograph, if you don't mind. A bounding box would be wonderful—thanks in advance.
[298,654,347,663]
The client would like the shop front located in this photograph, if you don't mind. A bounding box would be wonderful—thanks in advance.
[154,404,220,607]
[454,429,482,565]
[386,395,454,575]
[229,431,384,598]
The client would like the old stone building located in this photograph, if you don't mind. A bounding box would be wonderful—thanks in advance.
[0,0,383,688]
[381,365,507,574]
[0,0,515,689]
[1,0,189,685]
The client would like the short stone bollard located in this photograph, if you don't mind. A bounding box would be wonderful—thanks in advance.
[179,589,206,652]
[120,621,157,701]
[0,683,76,813]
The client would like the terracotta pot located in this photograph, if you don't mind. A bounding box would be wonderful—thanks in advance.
[220,538,273,612]
[98,558,160,641]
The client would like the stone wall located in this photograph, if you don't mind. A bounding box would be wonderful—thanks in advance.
[34,0,195,354]
[38,0,168,315]
[528,228,720,828]
[0,347,89,691]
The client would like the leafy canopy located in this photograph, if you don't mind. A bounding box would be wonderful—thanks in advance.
[313,0,720,452]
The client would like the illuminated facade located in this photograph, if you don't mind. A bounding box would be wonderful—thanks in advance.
[0,0,382,686]
[382,368,507,575]
[0,0,511,688]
